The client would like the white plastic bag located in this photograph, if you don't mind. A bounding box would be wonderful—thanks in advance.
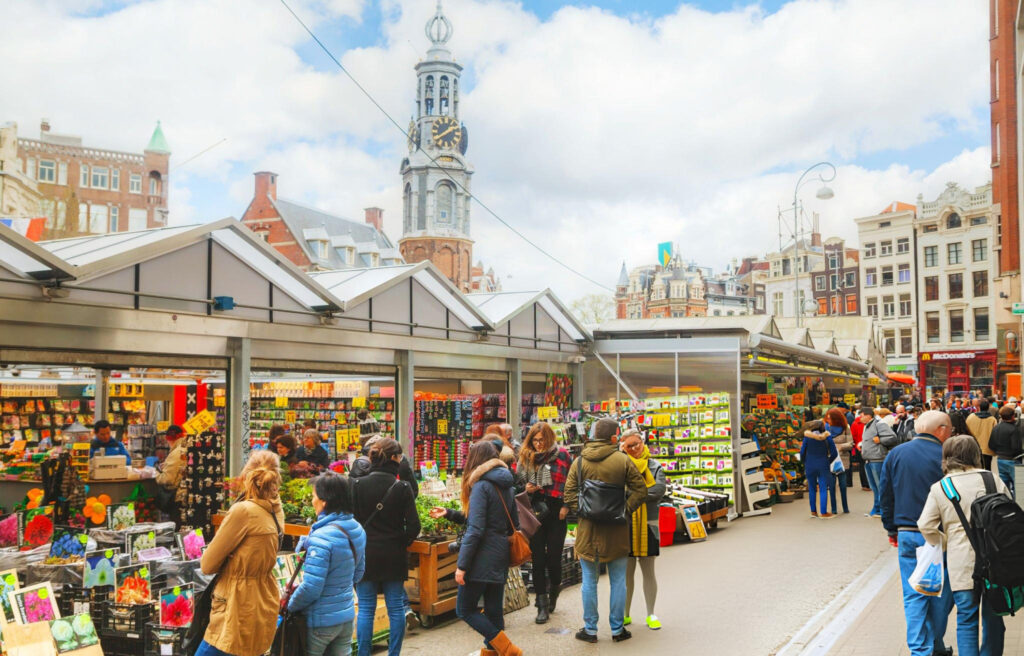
[909,542,944,596]
[829,455,845,475]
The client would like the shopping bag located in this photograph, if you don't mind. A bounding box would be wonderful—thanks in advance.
[829,456,845,475]
[909,542,944,596]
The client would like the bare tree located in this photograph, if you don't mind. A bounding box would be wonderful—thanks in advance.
[570,293,614,325]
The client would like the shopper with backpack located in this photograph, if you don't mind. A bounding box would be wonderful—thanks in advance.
[918,434,1014,656]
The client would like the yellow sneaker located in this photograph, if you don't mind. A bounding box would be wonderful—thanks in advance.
[623,616,632,626]
[646,615,662,630]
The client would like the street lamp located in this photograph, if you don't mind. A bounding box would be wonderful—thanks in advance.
[792,161,837,327]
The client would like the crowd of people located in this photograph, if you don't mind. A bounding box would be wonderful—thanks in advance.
[798,391,1024,656]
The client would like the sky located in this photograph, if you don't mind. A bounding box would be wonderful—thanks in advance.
[0,0,993,304]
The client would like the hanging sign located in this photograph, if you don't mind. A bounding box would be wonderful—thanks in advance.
[680,504,707,542]
[537,406,559,421]
[183,409,216,435]
[157,421,170,432]
[843,393,857,404]
[756,394,778,410]
[791,393,805,406]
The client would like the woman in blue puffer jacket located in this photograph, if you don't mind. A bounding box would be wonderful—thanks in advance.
[288,473,367,656]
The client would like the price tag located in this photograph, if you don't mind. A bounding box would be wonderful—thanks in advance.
[821,392,831,405]
[791,393,805,406]
[195,529,202,537]
[37,588,49,599]
[173,586,181,596]
[214,396,226,407]
[139,567,149,578]
[3,574,15,585]
[183,409,217,435]
[285,411,297,424]
[756,394,778,410]
[437,419,448,435]
[352,397,367,409]
[104,549,113,559]
[274,397,289,408]
[844,394,857,404]
[537,406,558,421]
[78,534,88,545]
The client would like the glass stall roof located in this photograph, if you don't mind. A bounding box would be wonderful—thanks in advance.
[39,225,196,266]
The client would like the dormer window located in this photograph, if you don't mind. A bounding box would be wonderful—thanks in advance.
[947,213,962,229]
[255,230,269,242]
[313,240,328,260]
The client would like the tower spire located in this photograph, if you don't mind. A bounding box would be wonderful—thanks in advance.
[426,0,453,49]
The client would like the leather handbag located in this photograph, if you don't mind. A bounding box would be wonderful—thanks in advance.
[490,483,532,567]
[575,457,628,524]
[514,491,542,539]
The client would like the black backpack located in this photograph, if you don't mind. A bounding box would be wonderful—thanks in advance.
[941,471,1024,615]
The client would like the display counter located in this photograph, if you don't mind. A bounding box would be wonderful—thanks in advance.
[0,478,157,513]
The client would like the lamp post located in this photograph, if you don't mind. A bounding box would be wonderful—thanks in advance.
[792,161,837,327]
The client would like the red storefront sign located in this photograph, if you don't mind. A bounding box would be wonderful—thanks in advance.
[918,349,998,395]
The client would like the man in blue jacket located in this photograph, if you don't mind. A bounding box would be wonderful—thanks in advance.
[88,420,131,465]
[878,410,954,656]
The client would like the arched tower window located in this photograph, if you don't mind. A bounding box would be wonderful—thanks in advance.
[440,76,450,116]
[452,78,459,116]
[424,76,434,115]
[403,183,413,234]
[436,183,454,225]
[947,212,961,229]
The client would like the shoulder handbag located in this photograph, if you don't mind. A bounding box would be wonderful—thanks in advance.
[354,478,403,530]
[575,457,628,524]
[488,482,532,568]
[513,491,542,539]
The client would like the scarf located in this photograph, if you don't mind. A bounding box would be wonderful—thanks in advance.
[629,445,655,557]
[826,424,843,439]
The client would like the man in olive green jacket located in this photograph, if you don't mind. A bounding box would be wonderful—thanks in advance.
[564,418,647,643]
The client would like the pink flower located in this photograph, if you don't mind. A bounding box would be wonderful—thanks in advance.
[0,515,17,546]
[24,591,54,623]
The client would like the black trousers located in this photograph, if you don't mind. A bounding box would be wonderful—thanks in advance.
[850,451,869,488]
[529,497,568,595]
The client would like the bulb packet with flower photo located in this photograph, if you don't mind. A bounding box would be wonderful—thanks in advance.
[114,564,151,605]
[159,584,194,627]
[0,569,19,624]
[49,613,98,653]
[175,528,206,561]
[8,582,59,624]
[83,549,119,589]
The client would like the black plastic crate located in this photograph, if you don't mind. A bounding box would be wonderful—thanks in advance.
[144,623,188,656]
[99,632,145,656]
[101,601,156,638]
[57,584,114,618]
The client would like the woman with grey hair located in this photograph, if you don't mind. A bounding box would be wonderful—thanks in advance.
[918,434,1010,656]
[619,428,666,630]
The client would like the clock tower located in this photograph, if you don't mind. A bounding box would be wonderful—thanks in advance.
[399,1,474,291]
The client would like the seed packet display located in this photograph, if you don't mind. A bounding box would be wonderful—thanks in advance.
[18,506,54,549]
[107,502,136,531]
[126,528,170,560]
[0,569,18,624]
[158,584,194,627]
[49,613,99,653]
[48,526,88,561]
[83,549,118,589]
[114,564,151,604]
[175,528,206,561]
[0,514,17,548]
[8,582,59,624]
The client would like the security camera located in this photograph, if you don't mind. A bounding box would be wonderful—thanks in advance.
[10,369,21,377]
[570,355,587,364]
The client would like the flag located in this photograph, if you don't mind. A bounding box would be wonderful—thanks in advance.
[657,242,672,267]
[0,217,46,241]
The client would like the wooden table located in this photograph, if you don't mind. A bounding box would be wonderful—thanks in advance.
[406,539,458,627]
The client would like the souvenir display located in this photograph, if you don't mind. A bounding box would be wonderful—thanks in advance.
[178,432,225,535]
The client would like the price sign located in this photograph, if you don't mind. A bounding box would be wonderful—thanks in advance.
[183,409,217,435]
[821,392,831,405]
[213,396,226,408]
[756,394,778,410]
[437,419,449,435]
[285,411,297,424]
[156,421,170,432]
[843,393,857,404]
[352,397,367,409]
[274,397,289,408]
[537,406,559,421]
[791,393,805,406]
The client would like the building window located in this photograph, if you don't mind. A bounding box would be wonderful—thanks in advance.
[924,246,938,267]
[899,294,912,317]
[844,271,856,287]
[772,292,784,317]
[925,276,939,301]
[828,254,839,269]
[950,309,965,342]
[881,266,893,286]
[926,312,940,343]
[37,160,56,183]
[817,297,828,316]
[80,164,89,187]
[900,328,913,355]
[782,259,792,276]
[972,238,987,262]
[882,295,895,318]
[949,273,963,299]
[845,294,857,313]
[897,263,911,283]
[864,243,876,258]
[880,240,893,256]
[975,308,990,341]
[883,329,896,355]
[91,166,109,190]
[435,182,455,224]
[109,206,119,232]
[149,175,160,195]
[830,273,839,290]
[815,275,825,291]
[865,267,877,286]
[830,295,840,314]
[866,297,878,317]
[57,161,67,185]
[111,168,120,191]
[923,224,938,233]
[879,221,891,228]
[896,237,909,254]
[947,213,962,229]
[25,158,35,179]
[88,204,107,234]
[128,208,147,231]
[129,174,142,194]
[973,271,988,297]
[948,242,962,265]
[970,216,988,226]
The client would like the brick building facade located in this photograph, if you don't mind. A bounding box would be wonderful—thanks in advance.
[810,237,860,317]
[13,119,169,239]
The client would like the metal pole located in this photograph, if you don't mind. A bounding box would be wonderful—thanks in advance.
[794,193,801,327]
[506,358,522,436]
[227,337,250,477]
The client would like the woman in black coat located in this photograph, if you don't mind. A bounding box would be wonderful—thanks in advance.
[432,441,523,656]
[351,438,420,656]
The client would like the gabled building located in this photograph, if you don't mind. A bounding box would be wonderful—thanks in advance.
[240,172,403,272]
[810,237,860,317]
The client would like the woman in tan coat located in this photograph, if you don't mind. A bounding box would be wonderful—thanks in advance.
[197,458,285,656]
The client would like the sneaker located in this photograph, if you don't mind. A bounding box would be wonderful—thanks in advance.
[405,610,420,631]
[612,629,632,642]
[820,513,835,519]
[646,615,662,630]
[810,512,819,518]
[575,629,598,643]
[623,616,632,626]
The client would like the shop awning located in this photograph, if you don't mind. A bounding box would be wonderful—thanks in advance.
[888,372,916,385]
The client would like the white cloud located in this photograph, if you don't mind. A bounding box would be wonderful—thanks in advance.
[0,0,992,304]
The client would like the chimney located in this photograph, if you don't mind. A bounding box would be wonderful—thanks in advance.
[811,211,822,247]
[40,118,50,134]
[254,171,277,201]
[364,207,384,232]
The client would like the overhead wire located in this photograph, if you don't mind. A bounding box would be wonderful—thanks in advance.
[277,0,614,292]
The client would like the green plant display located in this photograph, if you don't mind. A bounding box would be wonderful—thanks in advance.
[415,494,461,536]
[278,478,317,524]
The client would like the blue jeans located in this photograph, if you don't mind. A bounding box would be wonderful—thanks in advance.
[865,461,884,515]
[580,557,627,636]
[806,462,829,514]
[308,620,354,656]
[952,589,1005,656]
[997,459,1016,498]
[897,532,953,656]
[356,580,406,656]
[456,581,505,647]
[195,641,234,656]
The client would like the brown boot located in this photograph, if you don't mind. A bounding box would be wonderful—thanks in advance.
[480,650,498,656]
[490,631,523,656]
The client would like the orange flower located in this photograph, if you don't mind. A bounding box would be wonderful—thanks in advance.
[25,488,44,510]
[83,496,109,525]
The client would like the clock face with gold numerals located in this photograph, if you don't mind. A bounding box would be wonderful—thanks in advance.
[431,116,461,149]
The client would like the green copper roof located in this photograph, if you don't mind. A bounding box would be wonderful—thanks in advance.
[146,121,170,153]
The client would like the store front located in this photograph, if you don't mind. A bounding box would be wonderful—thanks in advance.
[918,349,998,398]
